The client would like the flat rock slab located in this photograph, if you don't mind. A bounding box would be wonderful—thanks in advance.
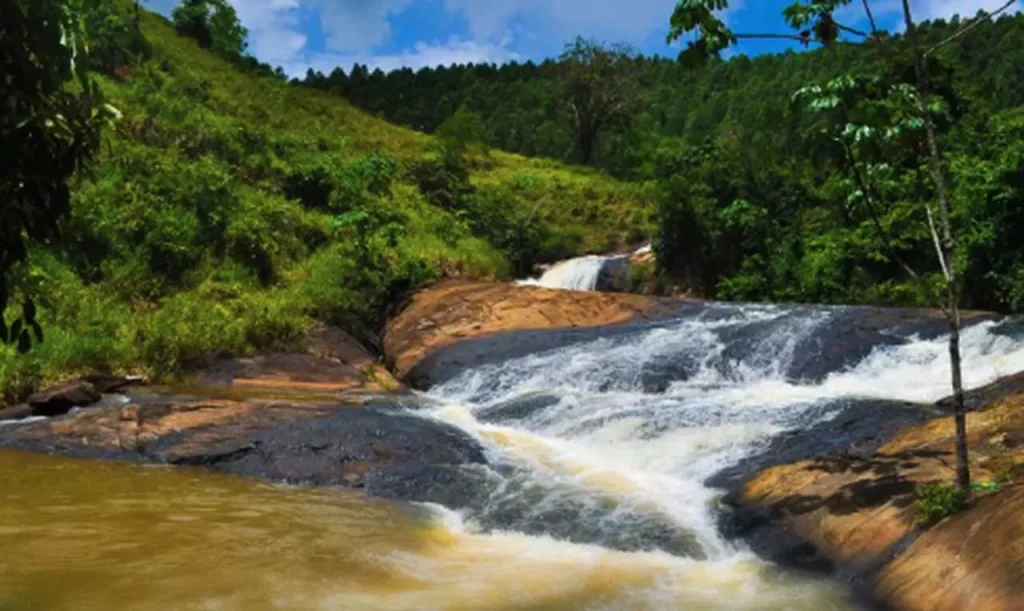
[383,280,683,382]
[0,400,488,505]
[165,325,402,402]
[720,384,1024,611]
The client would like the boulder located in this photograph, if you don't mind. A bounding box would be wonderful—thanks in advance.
[383,279,684,384]
[172,325,401,401]
[0,399,490,507]
[0,404,33,422]
[27,380,101,416]
[715,383,1024,611]
[594,255,631,292]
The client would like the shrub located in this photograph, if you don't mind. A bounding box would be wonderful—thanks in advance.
[407,148,473,211]
[914,482,968,526]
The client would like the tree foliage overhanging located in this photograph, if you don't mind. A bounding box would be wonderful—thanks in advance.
[307,12,1024,312]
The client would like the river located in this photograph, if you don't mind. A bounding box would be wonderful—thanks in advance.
[3,301,1024,609]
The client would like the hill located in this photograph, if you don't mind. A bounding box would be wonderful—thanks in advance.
[0,11,651,403]
[309,13,1024,311]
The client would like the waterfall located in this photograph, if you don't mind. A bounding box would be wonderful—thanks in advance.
[519,255,611,291]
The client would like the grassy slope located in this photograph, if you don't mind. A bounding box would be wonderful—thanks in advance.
[141,16,652,253]
[0,14,650,403]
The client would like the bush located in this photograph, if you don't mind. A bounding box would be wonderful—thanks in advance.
[914,482,968,526]
[408,148,473,211]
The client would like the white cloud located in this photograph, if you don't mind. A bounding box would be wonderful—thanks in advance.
[309,0,413,52]
[443,0,684,46]
[148,0,749,74]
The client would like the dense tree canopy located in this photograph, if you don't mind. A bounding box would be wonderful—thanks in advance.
[304,13,1024,315]
[1,0,119,351]
[172,0,247,57]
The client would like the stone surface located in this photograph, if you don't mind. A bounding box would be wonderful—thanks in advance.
[0,404,33,421]
[165,325,401,401]
[27,380,101,416]
[383,280,683,382]
[594,255,631,292]
[391,292,991,388]
[719,378,1024,611]
[0,400,488,505]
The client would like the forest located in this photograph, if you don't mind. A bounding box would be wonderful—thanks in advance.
[304,13,1024,310]
[4,0,1024,404]
[0,0,648,402]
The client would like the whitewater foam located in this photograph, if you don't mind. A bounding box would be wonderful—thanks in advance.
[419,304,1024,581]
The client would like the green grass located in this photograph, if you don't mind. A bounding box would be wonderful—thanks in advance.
[0,13,651,405]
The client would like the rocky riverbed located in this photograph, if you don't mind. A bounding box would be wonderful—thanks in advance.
[3,280,1024,611]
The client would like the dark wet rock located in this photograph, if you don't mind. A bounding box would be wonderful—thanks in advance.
[707,399,941,490]
[28,380,101,416]
[936,369,1024,412]
[365,463,495,507]
[0,401,490,506]
[154,408,488,487]
[354,393,441,412]
[404,312,693,389]
[463,467,706,559]
[0,404,33,421]
[401,301,997,391]
[716,502,835,574]
[476,392,563,423]
[595,255,631,292]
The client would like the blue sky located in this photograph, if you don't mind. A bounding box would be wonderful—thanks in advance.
[146,0,1021,76]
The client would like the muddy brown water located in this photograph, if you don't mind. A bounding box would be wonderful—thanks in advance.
[0,449,851,611]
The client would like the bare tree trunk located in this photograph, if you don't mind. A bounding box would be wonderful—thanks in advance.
[899,0,970,493]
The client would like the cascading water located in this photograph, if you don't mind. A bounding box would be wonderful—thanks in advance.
[404,303,1024,608]
[519,255,613,291]
[518,243,650,291]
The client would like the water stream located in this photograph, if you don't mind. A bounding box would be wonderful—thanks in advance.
[4,304,1024,609]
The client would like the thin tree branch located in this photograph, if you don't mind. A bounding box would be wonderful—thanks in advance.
[923,200,952,280]
[733,33,810,41]
[861,0,881,37]
[836,22,870,38]
[925,0,1017,57]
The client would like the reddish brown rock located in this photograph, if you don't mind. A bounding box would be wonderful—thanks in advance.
[165,325,401,401]
[732,381,1024,610]
[383,279,682,379]
[27,380,101,416]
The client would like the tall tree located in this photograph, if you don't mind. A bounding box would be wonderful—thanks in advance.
[172,0,247,57]
[668,0,1017,494]
[560,37,642,165]
[1,0,117,351]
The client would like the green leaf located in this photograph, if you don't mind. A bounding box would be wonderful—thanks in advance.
[0,313,7,344]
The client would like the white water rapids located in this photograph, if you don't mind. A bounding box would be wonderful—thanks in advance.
[399,304,1024,609]
[519,244,648,291]
[519,255,613,291]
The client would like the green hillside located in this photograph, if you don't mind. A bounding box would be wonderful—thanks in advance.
[0,11,651,403]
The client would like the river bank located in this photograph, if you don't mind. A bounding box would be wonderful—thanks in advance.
[3,279,1024,610]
